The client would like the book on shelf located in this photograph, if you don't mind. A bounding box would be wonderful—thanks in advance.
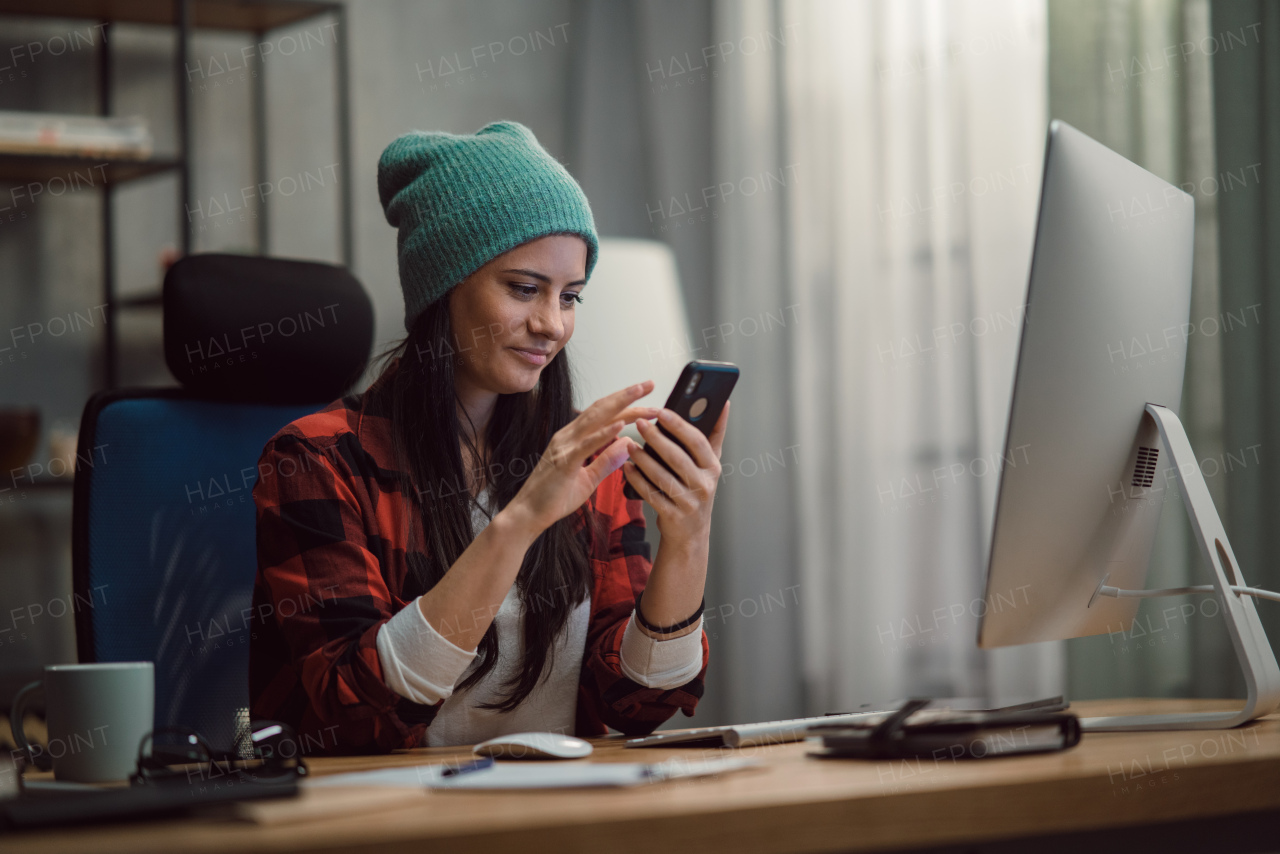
[0,111,153,160]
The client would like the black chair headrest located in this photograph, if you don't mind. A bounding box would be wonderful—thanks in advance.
[163,254,374,405]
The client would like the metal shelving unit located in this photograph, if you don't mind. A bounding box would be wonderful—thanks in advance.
[0,0,352,390]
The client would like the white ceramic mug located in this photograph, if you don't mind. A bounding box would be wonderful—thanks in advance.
[9,662,155,783]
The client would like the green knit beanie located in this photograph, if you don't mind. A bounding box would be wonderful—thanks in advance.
[377,120,599,332]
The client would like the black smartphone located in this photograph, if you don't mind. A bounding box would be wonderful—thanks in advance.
[623,359,739,501]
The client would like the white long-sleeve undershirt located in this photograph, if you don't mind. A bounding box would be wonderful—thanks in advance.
[375,487,703,745]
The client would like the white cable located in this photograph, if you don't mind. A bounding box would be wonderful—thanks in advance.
[1100,584,1214,598]
[1098,584,1280,604]
[1234,586,1280,603]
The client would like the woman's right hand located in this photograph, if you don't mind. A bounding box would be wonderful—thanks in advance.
[505,380,659,534]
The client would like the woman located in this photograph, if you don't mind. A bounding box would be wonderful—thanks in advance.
[248,120,729,753]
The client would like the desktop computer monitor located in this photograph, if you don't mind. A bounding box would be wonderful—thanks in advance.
[975,120,1280,730]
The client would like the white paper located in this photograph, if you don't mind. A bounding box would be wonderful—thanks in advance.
[306,766,438,788]
[306,755,759,791]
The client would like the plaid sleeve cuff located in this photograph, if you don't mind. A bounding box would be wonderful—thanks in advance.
[618,611,704,689]
[376,598,477,705]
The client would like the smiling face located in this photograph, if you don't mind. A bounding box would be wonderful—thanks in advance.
[447,233,589,398]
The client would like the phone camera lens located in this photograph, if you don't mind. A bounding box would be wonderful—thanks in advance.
[684,372,702,396]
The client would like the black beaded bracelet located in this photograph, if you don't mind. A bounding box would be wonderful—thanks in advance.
[634,591,705,634]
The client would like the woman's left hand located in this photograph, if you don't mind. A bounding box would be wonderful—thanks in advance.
[622,401,730,547]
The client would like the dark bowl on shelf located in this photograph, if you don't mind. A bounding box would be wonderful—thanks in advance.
[0,407,40,472]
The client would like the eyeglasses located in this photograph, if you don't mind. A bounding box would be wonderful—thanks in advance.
[131,721,308,787]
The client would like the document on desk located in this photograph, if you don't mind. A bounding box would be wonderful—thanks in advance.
[307,756,760,791]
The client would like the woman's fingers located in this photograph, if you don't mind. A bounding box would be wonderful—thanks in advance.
[708,400,730,459]
[622,456,676,512]
[628,440,695,505]
[517,384,660,532]
[581,418,627,459]
[560,381,654,449]
[618,405,662,424]
[583,436,631,486]
[651,408,718,470]
[549,417,623,468]
[634,418,703,492]
[584,381,655,428]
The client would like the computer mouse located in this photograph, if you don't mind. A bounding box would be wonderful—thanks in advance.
[472,732,594,760]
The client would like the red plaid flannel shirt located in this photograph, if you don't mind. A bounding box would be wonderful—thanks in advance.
[248,367,709,753]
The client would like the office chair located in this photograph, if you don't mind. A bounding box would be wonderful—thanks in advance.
[71,254,374,756]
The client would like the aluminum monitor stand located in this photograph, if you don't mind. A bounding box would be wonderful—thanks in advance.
[1081,403,1280,731]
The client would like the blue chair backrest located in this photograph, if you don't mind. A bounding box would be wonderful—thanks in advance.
[72,253,372,757]
[75,392,322,754]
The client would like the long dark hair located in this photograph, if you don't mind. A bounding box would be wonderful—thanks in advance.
[367,295,598,712]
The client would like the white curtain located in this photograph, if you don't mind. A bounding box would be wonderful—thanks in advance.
[709,0,802,723]
[713,0,1061,715]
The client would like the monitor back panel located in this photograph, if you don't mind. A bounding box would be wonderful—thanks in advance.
[978,121,1194,648]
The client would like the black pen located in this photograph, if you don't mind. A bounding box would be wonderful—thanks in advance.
[440,756,495,778]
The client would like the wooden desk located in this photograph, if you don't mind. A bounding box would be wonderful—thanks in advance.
[10,699,1280,854]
